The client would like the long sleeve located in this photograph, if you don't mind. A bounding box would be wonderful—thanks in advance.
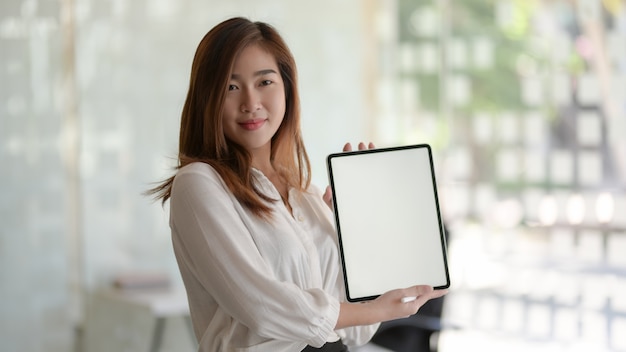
[295,184,381,347]
[170,163,339,349]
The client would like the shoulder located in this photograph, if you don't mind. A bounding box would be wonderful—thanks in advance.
[172,162,225,194]
[177,162,218,176]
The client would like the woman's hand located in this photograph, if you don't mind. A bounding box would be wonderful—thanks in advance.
[371,285,448,321]
[336,285,448,329]
[323,142,376,209]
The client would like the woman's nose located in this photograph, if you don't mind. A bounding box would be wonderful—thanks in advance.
[240,89,261,113]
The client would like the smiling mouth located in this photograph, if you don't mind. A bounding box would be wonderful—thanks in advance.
[239,119,266,131]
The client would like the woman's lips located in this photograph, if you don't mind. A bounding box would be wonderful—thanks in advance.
[239,119,266,131]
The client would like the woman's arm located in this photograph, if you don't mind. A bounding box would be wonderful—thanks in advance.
[335,285,448,329]
[171,164,339,346]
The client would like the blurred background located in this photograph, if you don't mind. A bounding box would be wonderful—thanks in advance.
[1,0,625,351]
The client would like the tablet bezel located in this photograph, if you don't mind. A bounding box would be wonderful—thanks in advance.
[326,144,450,302]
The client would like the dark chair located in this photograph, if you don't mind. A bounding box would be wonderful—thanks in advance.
[370,295,445,352]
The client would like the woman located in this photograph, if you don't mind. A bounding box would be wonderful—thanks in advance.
[149,17,447,351]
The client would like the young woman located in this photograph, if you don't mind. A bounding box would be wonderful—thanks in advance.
[149,17,447,351]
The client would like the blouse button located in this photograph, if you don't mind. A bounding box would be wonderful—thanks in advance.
[297,215,305,222]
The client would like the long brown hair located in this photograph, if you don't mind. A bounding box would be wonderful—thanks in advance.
[147,17,311,218]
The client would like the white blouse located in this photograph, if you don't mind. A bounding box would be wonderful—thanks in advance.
[169,162,379,351]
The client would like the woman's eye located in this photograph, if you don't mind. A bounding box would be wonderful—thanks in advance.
[260,80,273,86]
[228,84,238,91]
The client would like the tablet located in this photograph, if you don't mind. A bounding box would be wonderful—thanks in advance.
[327,144,450,302]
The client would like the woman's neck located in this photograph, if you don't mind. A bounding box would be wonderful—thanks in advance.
[249,145,273,174]
[251,160,275,178]
[252,158,292,214]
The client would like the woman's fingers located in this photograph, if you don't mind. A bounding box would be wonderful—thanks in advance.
[400,286,448,312]
[323,186,333,210]
[389,285,449,317]
[374,285,449,321]
[343,142,376,152]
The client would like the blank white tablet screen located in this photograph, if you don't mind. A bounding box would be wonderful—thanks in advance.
[327,145,449,301]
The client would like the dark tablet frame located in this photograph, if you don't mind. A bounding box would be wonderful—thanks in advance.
[327,144,450,302]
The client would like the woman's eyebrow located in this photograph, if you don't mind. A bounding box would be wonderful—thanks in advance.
[231,69,278,80]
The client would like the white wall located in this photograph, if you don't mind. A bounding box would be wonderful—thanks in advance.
[0,1,378,351]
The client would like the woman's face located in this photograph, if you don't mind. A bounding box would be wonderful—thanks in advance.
[222,44,286,156]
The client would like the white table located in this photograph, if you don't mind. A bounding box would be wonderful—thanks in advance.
[84,288,196,352]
